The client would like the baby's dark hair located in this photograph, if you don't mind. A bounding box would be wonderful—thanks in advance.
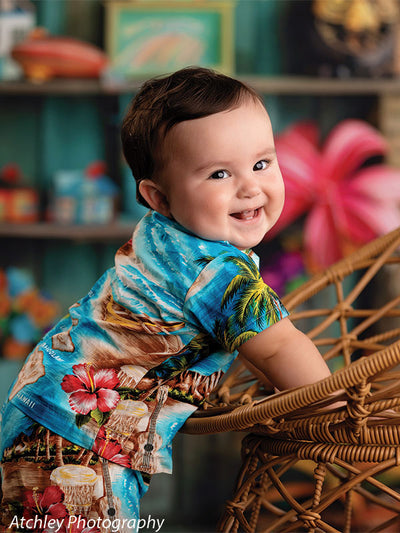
[121,66,263,207]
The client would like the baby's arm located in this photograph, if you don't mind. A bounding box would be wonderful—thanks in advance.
[238,317,331,391]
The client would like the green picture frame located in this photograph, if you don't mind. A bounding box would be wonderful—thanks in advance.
[105,0,235,78]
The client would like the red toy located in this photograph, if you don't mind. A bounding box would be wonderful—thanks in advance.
[0,164,39,223]
[11,28,108,82]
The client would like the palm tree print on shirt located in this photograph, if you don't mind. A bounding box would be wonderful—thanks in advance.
[198,254,284,352]
[147,332,216,381]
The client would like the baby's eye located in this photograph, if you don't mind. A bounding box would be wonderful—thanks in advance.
[253,160,269,171]
[209,169,229,180]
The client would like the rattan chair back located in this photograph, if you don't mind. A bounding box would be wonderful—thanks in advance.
[183,227,400,533]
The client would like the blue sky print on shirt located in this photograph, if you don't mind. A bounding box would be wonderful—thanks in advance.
[5,211,288,476]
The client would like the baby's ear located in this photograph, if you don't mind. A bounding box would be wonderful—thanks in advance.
[139,179,170,217]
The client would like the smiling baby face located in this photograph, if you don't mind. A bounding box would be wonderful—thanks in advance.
[140,97,285,250]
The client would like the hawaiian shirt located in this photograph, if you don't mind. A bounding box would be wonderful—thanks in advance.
[4,211,288,475]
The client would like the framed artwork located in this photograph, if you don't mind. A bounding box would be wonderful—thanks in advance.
[105,1,235,78]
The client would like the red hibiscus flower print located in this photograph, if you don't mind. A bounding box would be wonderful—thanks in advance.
[61,364,120,415]
[93,427,131,468]
[23,486,68,528]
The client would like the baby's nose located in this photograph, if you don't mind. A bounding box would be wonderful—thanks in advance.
[237,175,260,198]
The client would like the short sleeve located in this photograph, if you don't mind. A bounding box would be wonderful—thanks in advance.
[183,252,289,353]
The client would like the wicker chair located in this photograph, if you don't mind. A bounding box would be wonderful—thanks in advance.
[182,227,400,533]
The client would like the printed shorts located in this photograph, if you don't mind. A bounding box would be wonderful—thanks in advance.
[0,402,150,533]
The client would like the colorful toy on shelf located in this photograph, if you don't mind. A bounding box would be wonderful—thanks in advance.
[50,160,119,225]
[0,0,36,80]
[0,163,39,223]
[0,267,60,360]
[11,28,108,82]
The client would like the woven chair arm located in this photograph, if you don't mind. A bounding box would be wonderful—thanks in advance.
[182,340,400,435]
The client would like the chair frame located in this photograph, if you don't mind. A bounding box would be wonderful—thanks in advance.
[182,227,400,533]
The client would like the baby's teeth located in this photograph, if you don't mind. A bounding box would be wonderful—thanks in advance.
[231,209,258,220]
[242,210,255,219]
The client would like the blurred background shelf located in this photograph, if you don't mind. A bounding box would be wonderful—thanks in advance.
[0,221,135,240]
[3,75,400,96]
[0,77,142,95]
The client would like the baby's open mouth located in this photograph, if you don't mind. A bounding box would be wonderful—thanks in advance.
[230,208,260,220]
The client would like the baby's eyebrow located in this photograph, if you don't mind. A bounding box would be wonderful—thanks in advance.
[256,147,276,158]
[194,147,277,174]
[194,160,229,174]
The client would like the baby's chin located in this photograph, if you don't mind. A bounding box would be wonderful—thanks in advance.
[235,242,262,251]
[229,236,264,250]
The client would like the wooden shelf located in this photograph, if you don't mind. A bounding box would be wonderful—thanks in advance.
[241,76,400,96]
[2,75,400,96]
[0,78,141,95]
[0,221,135,241]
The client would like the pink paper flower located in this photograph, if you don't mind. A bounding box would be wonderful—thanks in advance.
[61,363,120,415]
[272,120,400,270]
